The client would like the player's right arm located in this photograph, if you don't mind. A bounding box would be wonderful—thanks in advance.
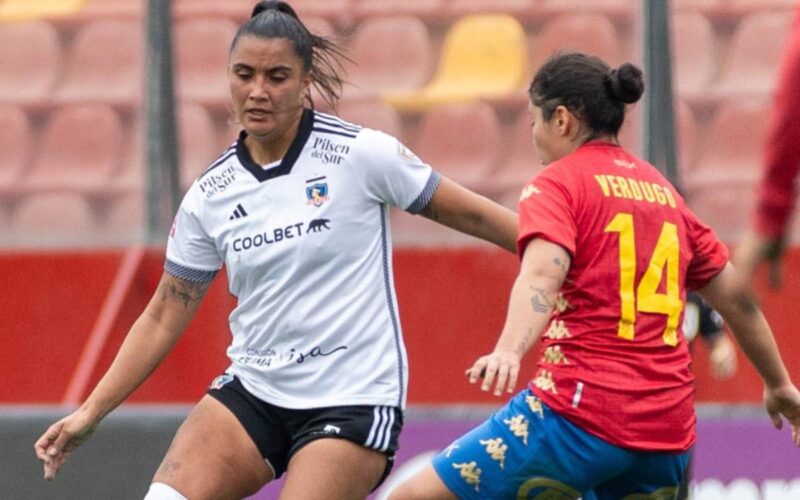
[699,263,800,446]
[34,272,211,480]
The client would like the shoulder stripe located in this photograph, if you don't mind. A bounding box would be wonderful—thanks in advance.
[165,259,219,283]
[198,147,237,180]
[407,171,442,214]
[315,113,361,133]
[312,127,358,139]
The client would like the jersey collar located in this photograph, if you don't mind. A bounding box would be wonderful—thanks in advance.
[236,108,315,182]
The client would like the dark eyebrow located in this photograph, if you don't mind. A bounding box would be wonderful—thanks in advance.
[231,62,293,74]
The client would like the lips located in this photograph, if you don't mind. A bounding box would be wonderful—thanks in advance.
[246,109,271,120]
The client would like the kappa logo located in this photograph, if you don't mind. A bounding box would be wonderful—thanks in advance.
[308,218,330,232]
[519,184,541,201]
[229,203,248,220]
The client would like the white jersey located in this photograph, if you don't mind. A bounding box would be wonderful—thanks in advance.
[166,110,440,410]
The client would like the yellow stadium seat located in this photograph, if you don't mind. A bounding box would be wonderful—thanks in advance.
[383,14,528,112]
[0,0,86,21]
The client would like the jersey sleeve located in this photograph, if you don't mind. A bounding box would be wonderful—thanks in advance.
[517,166,578,257]
[683,206,729,291]
[351,128,441,213]
[164,191,222,283]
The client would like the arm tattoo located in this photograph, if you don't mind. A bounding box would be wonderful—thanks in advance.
[160,279,210,308]
[419,202,441,222]
[529,286,553,313]
[553,257,570,274]
[516,327,535,355]
[157,458,181,478]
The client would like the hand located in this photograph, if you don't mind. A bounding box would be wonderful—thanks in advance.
[764,383,800,447]
[733,231,785,290]
[707,334,737,379]
[465,350,521,397]
[34,408,99,480]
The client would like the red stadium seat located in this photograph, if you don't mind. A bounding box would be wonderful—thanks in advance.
[414,102,501,195]
[530,14,623,73]
[346,16,434,99]
[538,0,636,18]
[714,11,794,99]
[11,192,97,242]
[27,105,125,191]
[685,181,754,245]
[688,100,769,190]
[446,0,537,19]
[0,21,60,105]
[54,19,143,108]
[337,98,404,140]
[670,12,717,98]
[675,100,700,186]
[174,18,239,108]
[0,106,34,186]
[103,192,144,241]
[352,0,447,21]
[178,104,224,189]
[288,0,353,22]
[493,111,542,206]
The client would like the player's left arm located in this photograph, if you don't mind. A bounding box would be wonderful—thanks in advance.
[419,176,518,253]
[466,238,570,396]
[699,262,800,445]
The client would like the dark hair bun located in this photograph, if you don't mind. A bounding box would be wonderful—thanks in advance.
[605,63,644,104]
[251,1,299,20]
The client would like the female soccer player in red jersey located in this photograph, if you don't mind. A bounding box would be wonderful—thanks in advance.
[389,52,800,500]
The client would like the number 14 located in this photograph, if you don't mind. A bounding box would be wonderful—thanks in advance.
[605,213,683,346]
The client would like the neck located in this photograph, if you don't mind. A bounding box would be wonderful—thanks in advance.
[245,110,304,165]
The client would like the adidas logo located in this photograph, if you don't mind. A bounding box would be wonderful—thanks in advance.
[229,203,249,220]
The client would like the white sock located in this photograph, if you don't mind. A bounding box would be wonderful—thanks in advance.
[143,482,188,500]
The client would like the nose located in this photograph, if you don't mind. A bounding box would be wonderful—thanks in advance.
[248,75,269,101]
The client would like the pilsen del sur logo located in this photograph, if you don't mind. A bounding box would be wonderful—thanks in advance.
[305,176,330,207]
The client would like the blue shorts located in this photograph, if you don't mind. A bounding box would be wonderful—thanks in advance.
[432,389,691,499]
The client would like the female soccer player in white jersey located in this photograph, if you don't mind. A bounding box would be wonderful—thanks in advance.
[33,2,518,498]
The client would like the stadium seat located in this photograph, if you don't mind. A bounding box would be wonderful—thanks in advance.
[413,102,501,195]
[0,0,85,21]
[384,14,528,112]
[77,0,143,20]
[345,16,434,99]
[688,100,769,191]
[670,12,717,98]
[54,19,143,108]
[352,0,447,21]
[714,11,794,99]
[172,0,249,20]
[178,104,224,189]
[537,0,635,18]
[675,100,700,186]
[174,18,239,108]
[671,0,722,13]
[685,181,754,245]
[446,0,537,19]
[303,16,336,37]
[288,0,352,21]
[11,192,97,243]
[102,192,144,242]
[530,14,623,73]
[493,110,542,204]
[0,106,34,186]
[27,105,125,191]
[337,98,404,140]
[0,21,61,105]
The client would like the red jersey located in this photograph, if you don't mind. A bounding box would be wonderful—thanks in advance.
[518,142,728,452]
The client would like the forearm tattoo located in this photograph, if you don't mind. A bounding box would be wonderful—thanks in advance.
[553,256,569,274]
[160,278,210,308]
[516,327,535,355]
[529,286,553,313]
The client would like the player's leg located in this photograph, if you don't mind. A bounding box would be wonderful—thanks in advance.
[386,463,457,500]
[150,394,273,499]
[393,389,628,499]
[589,447,691,500]
[278,404,403,499]
[279,438,387,499]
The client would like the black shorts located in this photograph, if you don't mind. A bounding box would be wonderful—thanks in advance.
[207,374,403,487]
